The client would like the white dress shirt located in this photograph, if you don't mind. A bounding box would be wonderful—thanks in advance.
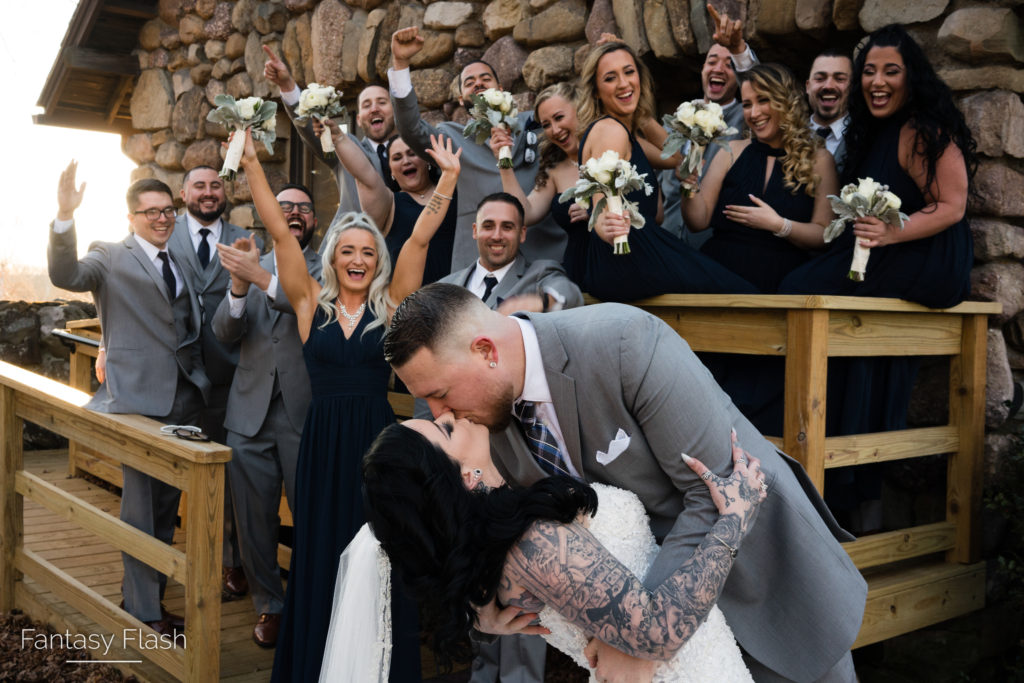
[511,316,581,479]
[811,114,849,158]
[467,259,515,300]
[185,213,222,255]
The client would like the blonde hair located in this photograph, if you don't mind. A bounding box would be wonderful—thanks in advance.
[738,64,820,196]
[533,81,578,190]
[317,212,392,336]
[575,42,655,136]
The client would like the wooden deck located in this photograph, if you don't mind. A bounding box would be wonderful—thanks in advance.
[18,449,275,683]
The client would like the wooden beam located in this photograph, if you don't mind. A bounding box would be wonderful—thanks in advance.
[842,522,956,570]
[15,548,186,679]
[825,426,959,469]
[0,387,23,610]
[102,0,159,19]
[14,471,187,584]
[854,561,984,648]
[183,462,223,683]
[106,76,134,126]
[783,309,829,491]
[827,312,963,357]
[61,46,138,76]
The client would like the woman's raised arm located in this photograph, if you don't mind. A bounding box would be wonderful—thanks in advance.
[238,129,320,340]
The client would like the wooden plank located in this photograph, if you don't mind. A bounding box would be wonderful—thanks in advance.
[15,548,186,679]
[854,561,984,648]
[183,463,224,683]
[388,391,415,420]
[654,308,788,355]
[596,293,1002,314]
[66,318,101,331]
[0,386,24,610]
[72,449,124,488]
[61,46,138,76]
[14,471,187,584]
[825,426,959,469]
[947,314,987,564]
[783,309,828,491]
[827,312,963,356]
[842,522,956,570]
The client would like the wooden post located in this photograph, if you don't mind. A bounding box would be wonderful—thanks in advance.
[183,461,224,682]
[783,309,829,492]
[66,344,92,477]
[0,386,23,610]
[947,314,986,564]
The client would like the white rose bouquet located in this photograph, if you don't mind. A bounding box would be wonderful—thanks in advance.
[294,83,347,160]
[558,150,653,255]
[824,176,909,281]
[206,94,278,180]
[661,99,737,197]
[462,88,520,168]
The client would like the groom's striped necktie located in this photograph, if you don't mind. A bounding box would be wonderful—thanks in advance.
[513,400,575,479]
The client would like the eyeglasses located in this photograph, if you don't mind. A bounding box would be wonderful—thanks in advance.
[134,207,177,220]
[279,201,314,215]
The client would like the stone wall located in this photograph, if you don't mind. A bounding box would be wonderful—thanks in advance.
[127,1,1022,450]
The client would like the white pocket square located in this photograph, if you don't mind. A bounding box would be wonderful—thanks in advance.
[596,428,630,466]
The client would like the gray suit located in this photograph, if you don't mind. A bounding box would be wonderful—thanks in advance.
[442,254,582,683]
[211,246,321,615]
[392,90,566,271]
[282,101,384,225]
[660,97,748,247]
[48,225,209,623]
[491,305,866,683]
[169,214,259,568]
[439,254,583,311]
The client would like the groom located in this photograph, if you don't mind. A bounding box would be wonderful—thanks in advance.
[386,283,867,683]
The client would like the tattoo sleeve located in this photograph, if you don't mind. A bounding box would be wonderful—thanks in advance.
[503,516,739,660]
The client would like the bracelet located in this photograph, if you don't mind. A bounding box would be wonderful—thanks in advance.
[433,190,453,201]
[775,217,792,238]
[230,289,247,298]
[709,532,738,559]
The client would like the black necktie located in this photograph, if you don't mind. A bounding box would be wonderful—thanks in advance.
[816,126,830,139]
[157,252,176,298]
[376,144,389,175]
[481,274,499,302]
[197,228,211,269]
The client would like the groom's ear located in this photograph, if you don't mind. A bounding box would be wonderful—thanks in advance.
[469,335,497,364]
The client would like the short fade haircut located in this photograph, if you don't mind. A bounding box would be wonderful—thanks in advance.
[277,182,315,204]
[126,178,173,211]
[476,192,525,227]
[812,48,852,62]
[182,165,218,184]
[461,59,500,87]
[384,283,481,366]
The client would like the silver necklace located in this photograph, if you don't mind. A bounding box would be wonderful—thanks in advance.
[338,301,366,329]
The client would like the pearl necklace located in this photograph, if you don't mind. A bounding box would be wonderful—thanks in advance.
[338,301,366,329]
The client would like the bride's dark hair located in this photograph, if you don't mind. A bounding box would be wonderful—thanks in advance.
[362,423,597,669]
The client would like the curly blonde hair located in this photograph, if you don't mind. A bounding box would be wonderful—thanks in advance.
[533,81,578,190]
[575,42,656,137]
[317,212,393,337]
[738,64,820,197]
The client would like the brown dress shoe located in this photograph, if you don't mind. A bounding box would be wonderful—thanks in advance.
[253,612,281,648]
[222,566,249,600]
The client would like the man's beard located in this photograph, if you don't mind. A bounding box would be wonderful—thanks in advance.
[483,382,517,433]
[187,198,225,222]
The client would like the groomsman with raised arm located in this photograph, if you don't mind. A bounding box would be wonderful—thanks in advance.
[48,164,209,637]
[388,27,565,271]
[662,4,757,245]
[263,45,395,222]
[211,184,321,649]
[168,165,258,602]
[806,50,853,176]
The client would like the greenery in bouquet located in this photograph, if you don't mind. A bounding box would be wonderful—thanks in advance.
[294,83,347,160]
[462,88,520,168]
[661,99,737,196]
[206,94,278,179]
[824,177,909,281]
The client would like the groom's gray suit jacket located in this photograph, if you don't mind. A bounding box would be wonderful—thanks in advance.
[490,304,867,682]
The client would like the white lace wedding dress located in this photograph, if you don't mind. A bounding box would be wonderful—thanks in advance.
[539,483,752,682]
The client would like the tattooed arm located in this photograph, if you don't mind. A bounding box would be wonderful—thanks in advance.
[501,437,766,661]
[387,134,461,310]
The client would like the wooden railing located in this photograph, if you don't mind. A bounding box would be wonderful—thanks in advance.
[610,293,999,646]
[0,361,230,682]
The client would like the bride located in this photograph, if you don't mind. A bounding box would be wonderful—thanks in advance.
[321,415,766,682]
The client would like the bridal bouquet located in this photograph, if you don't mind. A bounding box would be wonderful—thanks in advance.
[558,150,652,255]
[661,100,737,196]
[463,88,520,168]
[824,177,908,281]
[294,83,346,160]
[206,95,278,180]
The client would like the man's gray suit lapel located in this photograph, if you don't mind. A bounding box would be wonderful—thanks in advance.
[125,235,173,304]
[493,255,527,301]
[260,251,280,323]
[171,215,203,284]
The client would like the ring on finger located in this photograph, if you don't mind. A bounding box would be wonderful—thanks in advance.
[760,481,768,492]
[736,458,748,466]
[701,471,713,481]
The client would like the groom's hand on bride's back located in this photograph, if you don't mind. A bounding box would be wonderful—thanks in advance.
[473,599,551,637]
